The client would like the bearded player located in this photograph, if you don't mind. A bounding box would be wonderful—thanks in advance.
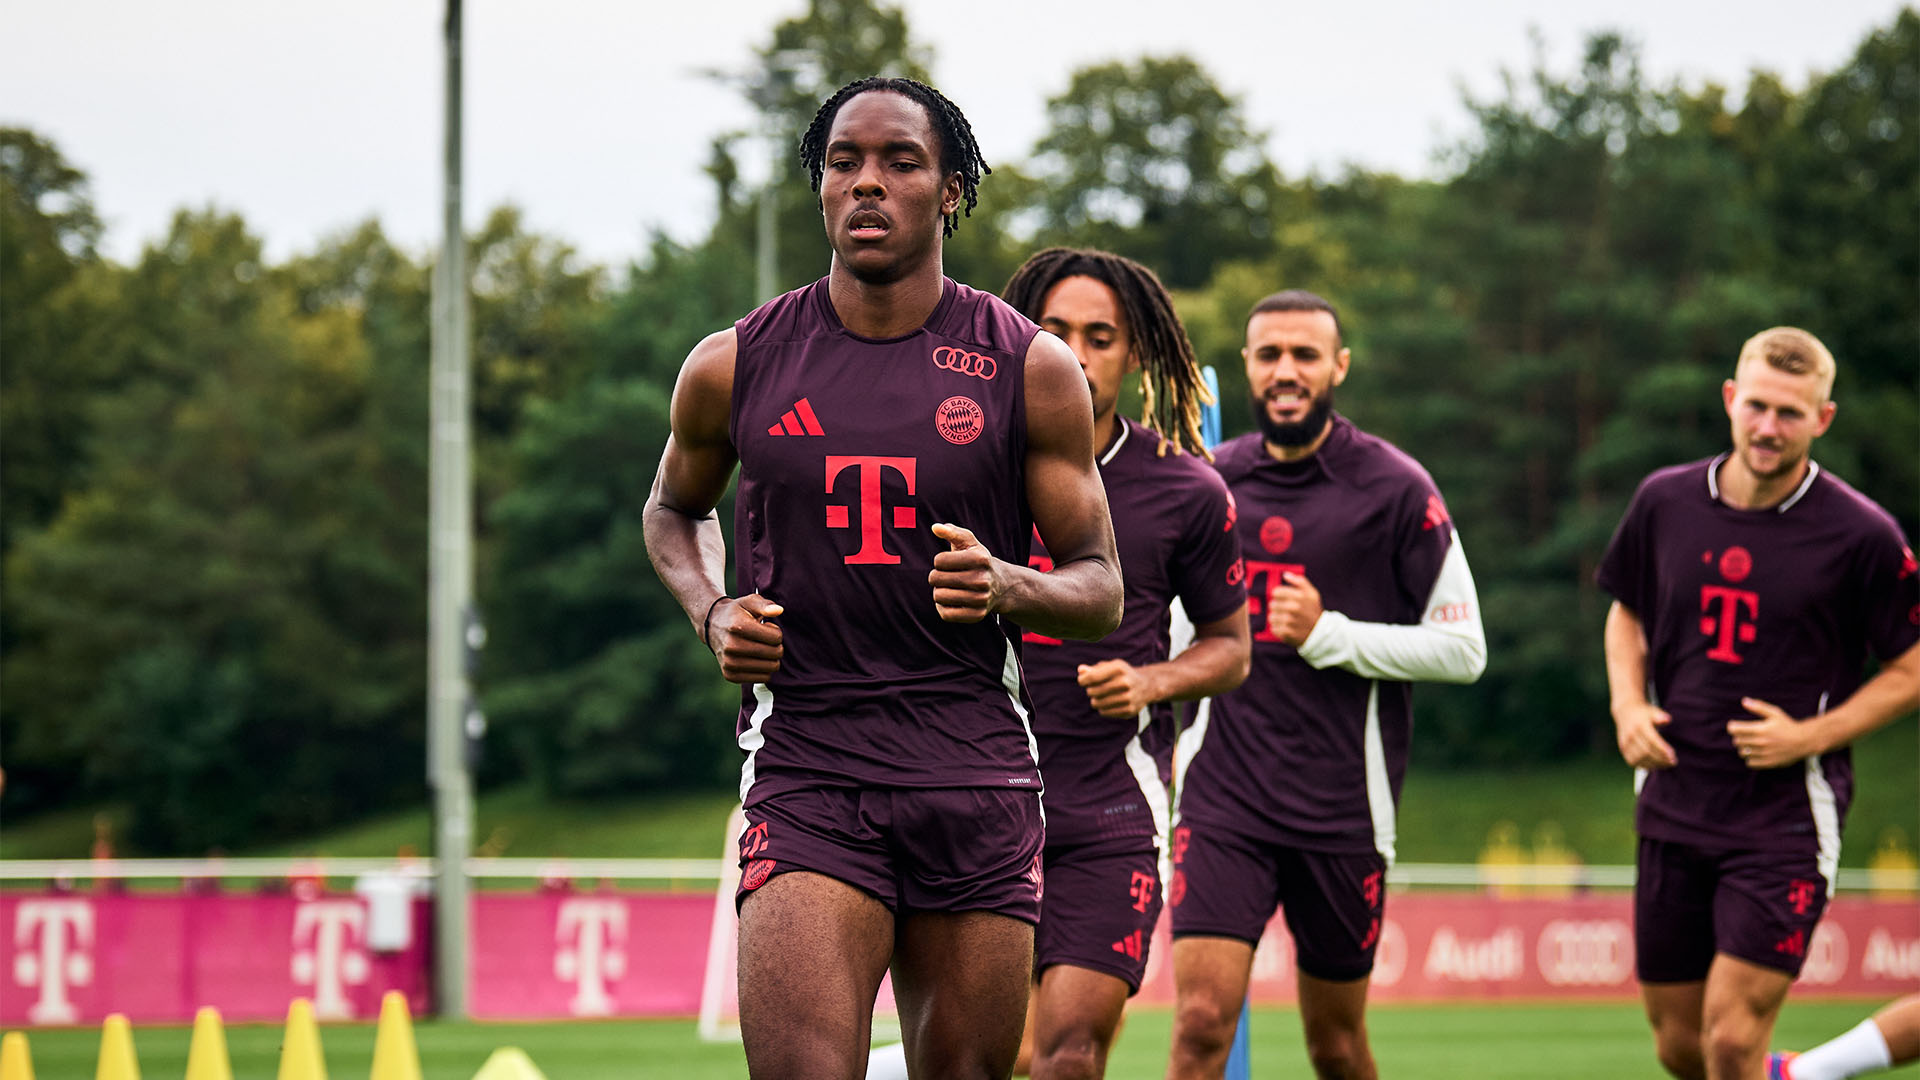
[1166,290,1486,1080]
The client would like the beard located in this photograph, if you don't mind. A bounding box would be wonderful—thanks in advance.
[1739,439,1806,481]
[1253,387,1335,448]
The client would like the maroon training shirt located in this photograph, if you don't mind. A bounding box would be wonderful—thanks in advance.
[1596,456,1920,856]
[1020,416,1246,846]
[727,277,1044,805]
[1176,417,1458,854]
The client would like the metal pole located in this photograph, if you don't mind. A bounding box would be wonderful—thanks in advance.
[428,0,473,1020]
[756,127,777,302]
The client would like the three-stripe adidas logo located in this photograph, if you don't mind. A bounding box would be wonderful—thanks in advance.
[767,397,826,437]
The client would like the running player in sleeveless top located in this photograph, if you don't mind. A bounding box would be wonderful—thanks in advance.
[1166,291,1487,1080]
[996,249,1250,1080]
[1597,326,1919,1080]
[645,78,1123,1080]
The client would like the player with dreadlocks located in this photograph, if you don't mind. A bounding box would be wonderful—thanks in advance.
[997,249,1251,1080]
[646,78,1122,1080]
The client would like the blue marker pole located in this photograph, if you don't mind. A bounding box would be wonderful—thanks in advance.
[1197,367,1253,1080]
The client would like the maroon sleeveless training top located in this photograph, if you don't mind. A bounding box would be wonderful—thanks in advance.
[729,276,1044,806]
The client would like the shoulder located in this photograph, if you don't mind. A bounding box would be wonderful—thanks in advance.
[1621,459,1713,520]
[939,279,1043,356]
[735,278,826,349]
[1637,459,1710,499]
[1209,432,1266,483]
[681,327,739,391]
[1127,421,1233,499]
[670,327,739,440]
[1022,326,1083,395]
[1328,418,1441,500]
[1808,467,1911,546]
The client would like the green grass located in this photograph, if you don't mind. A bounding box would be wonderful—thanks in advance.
[1398,712,1918,867]
[4,1000,1893,1079]
[4,714,1913,868]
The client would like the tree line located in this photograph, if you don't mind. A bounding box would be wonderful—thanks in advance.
[3,1,1913,853]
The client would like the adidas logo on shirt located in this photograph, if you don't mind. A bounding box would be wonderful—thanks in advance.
[767,397,826,437]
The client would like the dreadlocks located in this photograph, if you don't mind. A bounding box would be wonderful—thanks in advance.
[1002,248,1216,460]
[799,76,990,238]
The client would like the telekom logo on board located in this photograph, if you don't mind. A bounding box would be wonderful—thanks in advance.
[13,899,93,1023]
[556,898,629,1017]
[293,900,370,1018]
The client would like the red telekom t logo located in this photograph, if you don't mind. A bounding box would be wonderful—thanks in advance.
[825,455,917,565]
[1699,585,1760,663]
[1024,526,1063,645]
[1129,871,1156,913]
[1246,559,1306,643]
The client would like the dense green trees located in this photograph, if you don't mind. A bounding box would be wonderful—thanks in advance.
[2,5,1912,850]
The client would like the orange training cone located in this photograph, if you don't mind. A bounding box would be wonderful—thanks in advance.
[276,999,327,1080]
[1,1031,35,1080]
[185,1007,233,1080]
[95,1014,139,1080]
[368,991,421,1080]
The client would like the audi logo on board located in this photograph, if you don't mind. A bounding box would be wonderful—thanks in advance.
[932,346,997,380]
[1536,920,1633,986]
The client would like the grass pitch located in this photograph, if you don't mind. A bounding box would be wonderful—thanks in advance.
[7,999,1892,1079]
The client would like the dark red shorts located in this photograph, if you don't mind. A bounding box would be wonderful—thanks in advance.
[1033,838,1163,993]
[1634,836,1830,982]
[1166,822,1386,983]
[736,786,1044,924]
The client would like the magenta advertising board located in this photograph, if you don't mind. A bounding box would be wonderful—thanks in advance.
[3,889,1914,1025]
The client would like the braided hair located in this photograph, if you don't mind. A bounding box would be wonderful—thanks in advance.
[799,76,990,238]
[1003,248,1216,459]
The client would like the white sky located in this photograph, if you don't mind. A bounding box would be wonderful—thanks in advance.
[4,0,1906,268]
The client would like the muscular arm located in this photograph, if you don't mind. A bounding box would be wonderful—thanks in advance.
[1730,640,1920,768]
[1604,600,1676,769]
[643,329,784,683]
[1286,534,1487,684]
[1078,605,1251,719]
[928,332,1122,639]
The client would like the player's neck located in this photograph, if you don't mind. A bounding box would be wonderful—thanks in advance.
[1093,410,1121,460]
[1716,454,1810,510]
[827,256,946,339]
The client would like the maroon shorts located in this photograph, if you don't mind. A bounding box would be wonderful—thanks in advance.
[1166,822,1386,983]
[736,786,1044,924]
[1634,836,1830,982]
[1033,838,1163,993]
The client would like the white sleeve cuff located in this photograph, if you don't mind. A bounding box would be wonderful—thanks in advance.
[1295,533,1487,684]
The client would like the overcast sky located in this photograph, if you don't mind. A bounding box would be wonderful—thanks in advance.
[4,0,1907,268]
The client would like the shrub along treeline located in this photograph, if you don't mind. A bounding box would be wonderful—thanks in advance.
[3,2,1913,852]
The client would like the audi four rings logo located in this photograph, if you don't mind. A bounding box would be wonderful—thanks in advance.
[932,346,996,380]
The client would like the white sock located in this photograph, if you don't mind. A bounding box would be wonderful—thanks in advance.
[866,1040,910,1080]
[1790,1019,1894,1080]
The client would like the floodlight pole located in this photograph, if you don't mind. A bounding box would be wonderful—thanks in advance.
[756,134,778,303]
[428,0,474,1020]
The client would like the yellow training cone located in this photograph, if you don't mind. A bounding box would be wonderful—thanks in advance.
[1,1031,36,1080]
[469,1048,548,1080]
[185,1007,232,1080]
[368,992,421,1080]
[276,999,327,1080]
[95,1014,139,1080]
